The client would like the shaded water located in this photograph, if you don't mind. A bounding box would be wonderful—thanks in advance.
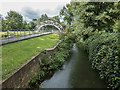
[40,44,107,88]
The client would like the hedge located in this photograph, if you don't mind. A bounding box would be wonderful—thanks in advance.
[84,33,120,89]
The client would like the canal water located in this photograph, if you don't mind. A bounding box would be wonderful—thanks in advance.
[40,44,107,88]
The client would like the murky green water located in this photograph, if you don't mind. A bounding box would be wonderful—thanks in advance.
[40,44,107,88]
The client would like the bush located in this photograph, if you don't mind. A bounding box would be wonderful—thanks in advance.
[84,33,120,89]
[28,39,74,89]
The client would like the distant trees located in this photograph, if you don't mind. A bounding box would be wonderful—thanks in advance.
[1,11,38,31]
[0,14,2,30]
[22,21,28,29]
[6,11,23,30]
[1,11,62,31]
[22,19,37,30]
[36,14,61,31]
[37,14,48,24]
[1,11,23,31]
[27,21,37,29]
[37,14,61,24]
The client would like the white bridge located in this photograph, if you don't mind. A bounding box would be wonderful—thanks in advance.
[35,20,64,32]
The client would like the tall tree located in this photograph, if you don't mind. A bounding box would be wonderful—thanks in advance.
[5,11,23,30]
[37,14,48,24]
[0,14,2,30]
[22,21,28,29]
[49,16,60,23]
[60,3,73,25]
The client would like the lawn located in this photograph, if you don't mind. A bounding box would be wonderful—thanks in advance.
[2,34,59,79]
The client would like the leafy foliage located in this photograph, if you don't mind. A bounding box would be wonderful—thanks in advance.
[60,3,73,25]
[84,33,120,89]
[4,11,23,30]
[28,38,74,89]
[62,1,120,89]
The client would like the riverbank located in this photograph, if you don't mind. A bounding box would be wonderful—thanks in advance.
[77,32,120,89]
[28,39,74,89]
[40,44,107,88]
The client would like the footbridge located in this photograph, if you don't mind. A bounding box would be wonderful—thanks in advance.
[35,20,64,32]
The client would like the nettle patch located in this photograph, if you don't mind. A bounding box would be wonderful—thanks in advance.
[85,33,120,89]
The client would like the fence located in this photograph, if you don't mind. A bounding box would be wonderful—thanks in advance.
[0,29,47,40]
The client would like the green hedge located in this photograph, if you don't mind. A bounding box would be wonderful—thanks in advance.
[84,33,120,89]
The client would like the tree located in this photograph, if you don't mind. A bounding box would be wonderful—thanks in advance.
[37,14,48,24]
[27,21,37,29]
[61,2,120,89]
[49,16,60,23]
[0,14,2,30]
[59,3,73,25]
[5,11,23,30]
[22,21,28,29]
[72,2,120,32]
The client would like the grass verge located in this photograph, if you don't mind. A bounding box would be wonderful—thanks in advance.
[2,34,59,79]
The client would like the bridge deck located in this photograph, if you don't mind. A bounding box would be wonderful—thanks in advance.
[0,32,52,45]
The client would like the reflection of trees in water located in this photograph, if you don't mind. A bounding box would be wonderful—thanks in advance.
[68,45,107,88]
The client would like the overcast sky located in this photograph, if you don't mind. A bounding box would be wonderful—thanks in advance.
[0,0,70,22]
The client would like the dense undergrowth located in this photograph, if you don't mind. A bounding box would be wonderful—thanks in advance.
[84,33,120,88]
[28,36,73,89]
[60,2,120,89]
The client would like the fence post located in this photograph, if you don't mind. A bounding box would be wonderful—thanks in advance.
[20,30,21,36]
[7,30,9,40]
[17,30,18,38]
[32,29,34,35]
[24,29,25,38]
[14,30,15,39]
[29,29,30,35]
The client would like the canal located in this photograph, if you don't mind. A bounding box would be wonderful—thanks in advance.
[40,44,107,88]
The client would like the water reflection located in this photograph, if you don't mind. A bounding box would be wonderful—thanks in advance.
[40,44,107,88]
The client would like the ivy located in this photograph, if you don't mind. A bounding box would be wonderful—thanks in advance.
[84,33,120,89]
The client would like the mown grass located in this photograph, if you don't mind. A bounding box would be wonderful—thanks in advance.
[2,34,59,79]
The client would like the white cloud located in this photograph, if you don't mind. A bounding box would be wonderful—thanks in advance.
[0,1,70,22]
[1,0,70,2]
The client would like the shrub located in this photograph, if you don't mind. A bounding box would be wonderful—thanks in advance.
[28,39,73,89]
[84,33,120,89]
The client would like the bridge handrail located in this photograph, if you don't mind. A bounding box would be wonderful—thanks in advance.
[35,20,64,32]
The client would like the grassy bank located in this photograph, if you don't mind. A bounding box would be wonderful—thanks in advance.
[2,34,59,79]
[28,38,74,89]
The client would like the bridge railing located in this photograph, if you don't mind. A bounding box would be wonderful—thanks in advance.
[0,29,47,40]
[36,20,64,32]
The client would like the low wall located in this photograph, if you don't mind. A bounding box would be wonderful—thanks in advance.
[1,41,61,88]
